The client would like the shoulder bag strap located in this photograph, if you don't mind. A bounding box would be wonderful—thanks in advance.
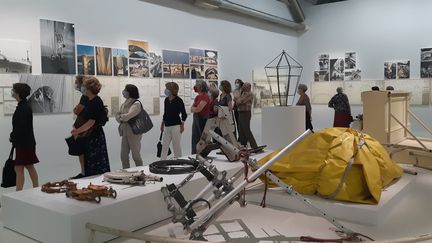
[9,147,14,160]
[159,131,163,141]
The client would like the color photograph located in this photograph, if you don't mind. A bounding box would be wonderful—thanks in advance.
[19,74,73,114]
[96,47,112,76]
[205,65,218,80]
[149,52,162,78]
[0,39,32,73]
[191,64,205,79]
[113,48,128,76]
[129,58,149,77]
[345,52,356,69]
[128,40,149,59]
[384,62,396,80]
[205,50,218,65]
[397,61,410,79]
[330,58,344,81]
[40,19,76,74]
[190,48,205,64]
[163,50,190,79]
[76,44,95,75]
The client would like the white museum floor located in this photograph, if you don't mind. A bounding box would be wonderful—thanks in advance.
[2,105,432,242]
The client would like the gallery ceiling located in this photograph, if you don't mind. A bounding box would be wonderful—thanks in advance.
[303,0,347,5]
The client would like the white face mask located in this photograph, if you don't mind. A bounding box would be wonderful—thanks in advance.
[11,89,16,99]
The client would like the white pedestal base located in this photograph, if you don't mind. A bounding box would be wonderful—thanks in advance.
[261,106,305,150]
[246,174,415,226]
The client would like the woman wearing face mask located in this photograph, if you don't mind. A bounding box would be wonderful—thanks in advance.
[234,82,258,149]
[115,84,144,169]
[190,80,210,154]
[160,82,187,160]
[233,79,244,139]
[218,80,235,133]
[9,83,39,191]
[70,76,88,179]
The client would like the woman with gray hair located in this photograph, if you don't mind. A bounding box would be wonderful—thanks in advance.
[328,87,352,128]
[296,84,313,131]
[190,80,210,154]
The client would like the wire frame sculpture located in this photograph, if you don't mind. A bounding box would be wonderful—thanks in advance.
[265,50,303,106]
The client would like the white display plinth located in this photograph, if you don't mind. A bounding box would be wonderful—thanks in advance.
[262,106,305,150]
[1,152,269,243]
[246,174,415,226]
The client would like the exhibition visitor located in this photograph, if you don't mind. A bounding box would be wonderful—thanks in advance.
[296,84,313,131]
[219,80,235,133]
[116,84,144,169]
[160,82,187,160]
[233,79,244,138]
[190,80,210,154]
[234,82,259,149]
[208,85,219,119]
[71,75,88,179]
[328,87,352,128]
[9,83,39,191]
[71,77,110,176]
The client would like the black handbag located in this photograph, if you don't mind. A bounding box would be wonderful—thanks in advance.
[157,131,172,158]
[1,147,16,188]
[65,136,88,156]
[128,101,153,135]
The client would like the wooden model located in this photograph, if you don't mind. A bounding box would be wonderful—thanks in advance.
[66,188,102,203]
[41,180,77,193]
[87,183,117,199]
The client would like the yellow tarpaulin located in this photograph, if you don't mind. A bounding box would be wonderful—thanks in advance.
[258,128,403,204]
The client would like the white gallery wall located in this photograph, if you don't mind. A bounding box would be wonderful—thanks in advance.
[298,0,432,83]
[0,0,298,187]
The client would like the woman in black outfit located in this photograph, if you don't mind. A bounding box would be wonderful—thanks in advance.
[9,83,39,191]
[71,77,110,176]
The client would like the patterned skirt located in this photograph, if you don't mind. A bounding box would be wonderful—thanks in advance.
[84,127,110,176]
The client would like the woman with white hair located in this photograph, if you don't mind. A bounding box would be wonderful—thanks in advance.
[328,87,352,128]
[296,84,313,131]
[190,80,210,154]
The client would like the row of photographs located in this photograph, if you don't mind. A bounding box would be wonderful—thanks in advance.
[316,52,360,82]
[0,19,218,80]
[384,61,410,79]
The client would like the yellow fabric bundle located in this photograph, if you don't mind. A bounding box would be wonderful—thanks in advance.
[258,128,403,204]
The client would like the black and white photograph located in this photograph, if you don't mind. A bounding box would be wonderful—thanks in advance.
[19,74,73,114]
[345,69,361,81]
[190,48,205,64]
[319,54,329,59]
[314,71,329,82]
[0,88,3,103]
[128,40,149,59]
[345,52,357,69]
[113,48,128,76]
[205,50,218,65]
[96,47,112,76]
[3,87,15,101]
[0,39,32,73]
[397,60,410,79]
[319,58,329,70]
[40,19,76,74]
[129,58,149,77]
[149,52,162,78]
[421,48,432,62]
[421,61,432,78]
[163,50,190,79]
[205,65,218,80]
[191,64,205,79]
[384,62,396,79]
[330,58,344,81]
[77,44,95,75]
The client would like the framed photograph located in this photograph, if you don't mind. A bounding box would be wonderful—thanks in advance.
[319,58,329,71]
[0,39,32,74]
[112,48,128,77]
[129,58,149,78]
[345,69,361,81]
[162,50,190,79]
[205,50,218,65]
[421,48,432,62]
[330,58,344,81]
[77,44,95,75]
[397,61,410,79]
[205,65,218,80]
[345,52,356,70]
[3,87,15,101]
[128,40,149,59]
[314,71,329,82]
[149,52,162,78]
[96,47,112,76]
[191,65,205,79]
[190,48,205,64]
[421,61,432,78]
[384,62,396,80]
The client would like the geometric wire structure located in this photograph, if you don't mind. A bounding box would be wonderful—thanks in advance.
[265,50,303,106]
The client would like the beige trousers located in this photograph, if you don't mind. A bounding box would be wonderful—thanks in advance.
[121,125,143,169]
[161,125,182,160]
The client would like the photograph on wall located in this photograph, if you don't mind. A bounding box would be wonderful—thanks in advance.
[96,47,112,76]
[112,48,128,76]
[345,69,361,81]
[384,62,396,79]
[40,19,76,74]
[0,39,32,73]
[330,58,344,81]
[421,48,432,62]
[205,65,218,80]
[2,87,15,101]
[421,61,432,78]
[128,40,149,59]
[314,71,329,82]
[19,74,73,114]
[0,88,3,103]
[129,58,149,77]
[190,48,205,64]
[319,54,329,59]
[319,59,329,71]
[345,52,356,70]
[0,74,19,87]
[207,80,219,90]
[205,50,218,65]
[191,64,205,79]
[3,101,17,115]
[397,61,410,79]
[149,52,162,78]
[162,50,190,79]
[76,44,95,75]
